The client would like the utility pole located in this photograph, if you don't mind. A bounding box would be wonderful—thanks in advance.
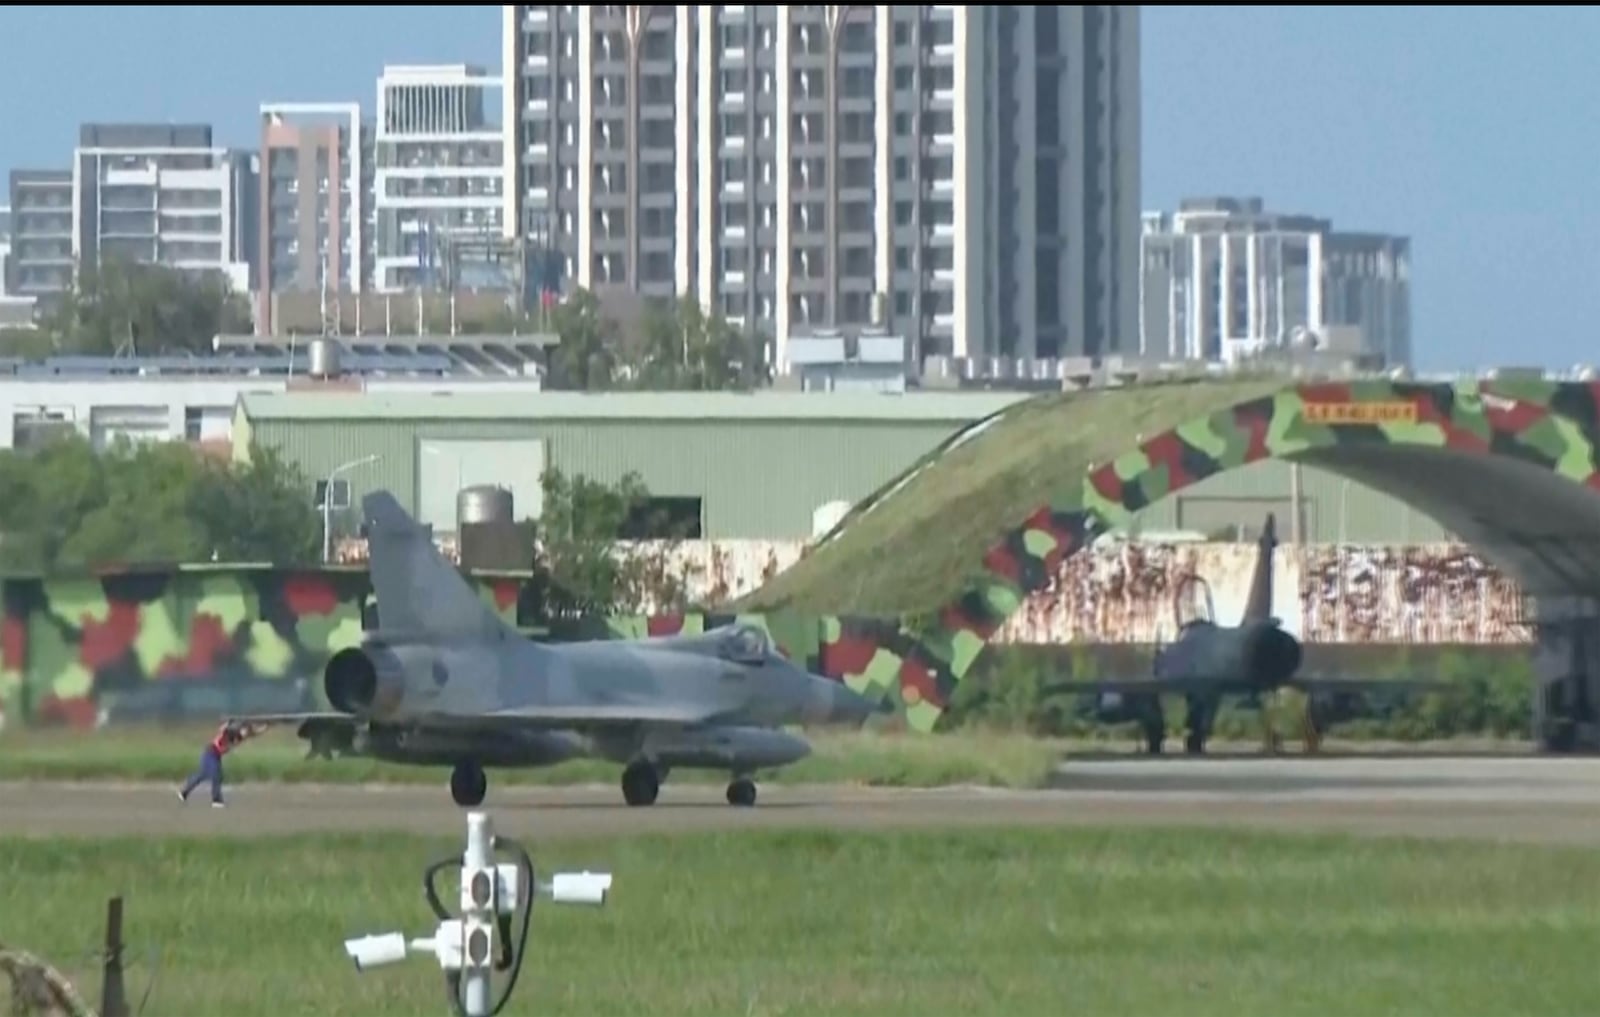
[100,896,128,1017]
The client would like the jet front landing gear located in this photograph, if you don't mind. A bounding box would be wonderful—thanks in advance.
[726,776,757,807]
[450,760,487,807]
[621,761,661,807]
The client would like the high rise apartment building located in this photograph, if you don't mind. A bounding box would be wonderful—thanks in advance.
[1139,196,1412,369]
[4,170,74,305]
[256,103,376,331]
[501,4,1139,365]
[373,64,509,292]
[72,123,254,293]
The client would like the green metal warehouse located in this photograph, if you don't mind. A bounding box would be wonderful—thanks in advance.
[232,389,1452,546]
[231,390,1028,540]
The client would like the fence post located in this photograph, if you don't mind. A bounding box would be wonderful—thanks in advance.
[100,896,128,1017]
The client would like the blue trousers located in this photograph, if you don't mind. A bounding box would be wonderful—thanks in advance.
[181,746,224,803]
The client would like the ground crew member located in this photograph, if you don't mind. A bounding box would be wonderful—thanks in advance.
[176,720,266,807]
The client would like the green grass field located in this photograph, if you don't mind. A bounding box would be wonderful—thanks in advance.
[3,826,1597,1016]
[0,725,1069,790]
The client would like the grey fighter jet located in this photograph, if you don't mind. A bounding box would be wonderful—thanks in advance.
[230,490,883,808]
[1045,512,1450,755]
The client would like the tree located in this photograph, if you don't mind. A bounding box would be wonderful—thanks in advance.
[0,434,321,575]
[187,446,321,563]
[33,257,252,356]
[542,287,769,392]
[545,289,621,390]
[532,467,693,615]
[632,296,768,391]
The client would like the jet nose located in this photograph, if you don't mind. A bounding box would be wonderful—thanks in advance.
[821,677,885,725]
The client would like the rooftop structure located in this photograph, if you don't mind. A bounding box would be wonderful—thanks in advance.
[373,64,509,293]
[213,330,553,378]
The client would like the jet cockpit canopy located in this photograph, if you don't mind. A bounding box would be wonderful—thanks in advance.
[716,624,773,666]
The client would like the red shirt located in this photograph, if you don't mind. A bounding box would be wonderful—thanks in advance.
[210,725,240,756]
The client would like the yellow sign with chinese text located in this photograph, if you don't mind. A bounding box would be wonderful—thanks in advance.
[1302,401,1419,425]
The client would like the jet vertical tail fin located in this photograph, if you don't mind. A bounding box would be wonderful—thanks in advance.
[1241,512,1278,624]
[361,490,516,641]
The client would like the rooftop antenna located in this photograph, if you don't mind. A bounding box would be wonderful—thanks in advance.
[319,245,339,338]
[341,811,612,1017]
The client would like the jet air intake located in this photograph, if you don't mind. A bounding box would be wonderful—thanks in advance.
[1244,624,1303,688]
[325,646,406,720]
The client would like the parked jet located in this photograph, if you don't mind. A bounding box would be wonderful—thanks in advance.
[229,490,884,808]
[1045,513,1449,754]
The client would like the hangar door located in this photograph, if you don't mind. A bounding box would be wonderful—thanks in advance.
[416,438,545,534]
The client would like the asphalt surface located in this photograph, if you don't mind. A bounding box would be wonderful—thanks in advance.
[2,756,1598,845]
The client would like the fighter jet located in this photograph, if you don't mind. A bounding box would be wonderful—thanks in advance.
[1044,513,1449,755]
[229,490,883,808]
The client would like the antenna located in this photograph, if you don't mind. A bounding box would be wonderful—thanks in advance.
[319,244,339,337]
[341,811,612,1017]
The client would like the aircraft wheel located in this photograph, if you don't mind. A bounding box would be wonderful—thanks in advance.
[1142,720,1164,755]
[1184,732,1206,755]
[450,761,487,807]
[726,778,757,808]
[621,762,660,807]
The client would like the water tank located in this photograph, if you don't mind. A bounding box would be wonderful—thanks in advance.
[457,485,514,527]
[307,337,341,379]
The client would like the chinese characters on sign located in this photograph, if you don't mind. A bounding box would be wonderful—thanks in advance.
[1302,401,1419,425]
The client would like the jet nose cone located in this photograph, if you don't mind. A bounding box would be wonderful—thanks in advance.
[828,679,884,725]
[800,673,887,726]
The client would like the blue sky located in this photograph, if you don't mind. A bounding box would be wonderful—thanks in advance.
[0,5,1590,373]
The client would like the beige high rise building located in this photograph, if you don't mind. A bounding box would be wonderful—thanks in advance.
[501,4,1140,367]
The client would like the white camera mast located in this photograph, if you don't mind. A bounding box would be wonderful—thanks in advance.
[342,810,612,1017]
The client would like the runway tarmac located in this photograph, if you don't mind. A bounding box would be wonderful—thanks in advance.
[2,755,1598,845]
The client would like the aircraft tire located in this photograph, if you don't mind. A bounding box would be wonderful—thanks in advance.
[1184,732,1206,755]
[621,762,660,807]
[450,761,487,807]
[726,778,757,807]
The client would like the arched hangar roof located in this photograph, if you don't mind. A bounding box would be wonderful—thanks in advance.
[745,377,1600,731]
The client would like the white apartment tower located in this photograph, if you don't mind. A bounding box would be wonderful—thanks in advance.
[502,5,1140,365]
[1139,196,1413,369]
[72,123,253,294]
[374,64,509,292]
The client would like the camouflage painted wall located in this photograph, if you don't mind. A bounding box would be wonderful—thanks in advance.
[0,541,1530,732]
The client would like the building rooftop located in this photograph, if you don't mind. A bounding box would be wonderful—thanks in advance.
[215,333,549,378]
[237,389,1030,423]
[0,350,458,379]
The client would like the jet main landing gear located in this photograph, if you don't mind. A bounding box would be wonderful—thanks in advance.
[621,761,661,806]
[726,776,757,807]
[450,760,487,807]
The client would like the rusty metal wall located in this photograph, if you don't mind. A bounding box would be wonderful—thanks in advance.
[333,532,1529,644]
[995,542,1530,646]
[1297,546,1526,644]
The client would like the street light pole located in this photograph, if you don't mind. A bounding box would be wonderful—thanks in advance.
[322,454,380,563]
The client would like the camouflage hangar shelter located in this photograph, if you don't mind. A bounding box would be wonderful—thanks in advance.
[230,390,1029,541]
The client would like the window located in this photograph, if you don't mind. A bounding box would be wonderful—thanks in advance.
[313,479,351,510]
[617,496,703,539]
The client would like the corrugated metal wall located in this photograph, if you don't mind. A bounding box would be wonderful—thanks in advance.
[247,418,960,540]
[1124,459,1454,543]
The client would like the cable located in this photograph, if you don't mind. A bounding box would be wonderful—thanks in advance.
[420,836,537,1017]
[489,835,537,1015]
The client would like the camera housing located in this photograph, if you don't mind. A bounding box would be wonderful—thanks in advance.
[343,932,408,972]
